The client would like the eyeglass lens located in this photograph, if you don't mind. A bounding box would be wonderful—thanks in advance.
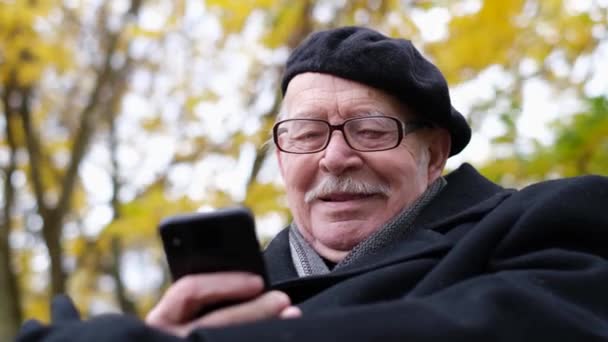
[275,117,401,153]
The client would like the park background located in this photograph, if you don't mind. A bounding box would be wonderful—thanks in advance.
[1,0,607,339]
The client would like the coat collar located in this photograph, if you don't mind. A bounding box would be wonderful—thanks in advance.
[416,163,511,233]
[264,163,512,288]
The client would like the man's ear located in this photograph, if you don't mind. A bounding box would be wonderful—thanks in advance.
[425,127,451,183]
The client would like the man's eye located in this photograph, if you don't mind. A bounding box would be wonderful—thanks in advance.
[293,131,323,140]
[356,129,387,139]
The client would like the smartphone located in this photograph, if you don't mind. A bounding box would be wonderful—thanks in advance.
[159,206,269,287]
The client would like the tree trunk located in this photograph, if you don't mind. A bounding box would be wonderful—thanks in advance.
[0,226,21,341]
[0,84,24,341]
[45,216,66,295]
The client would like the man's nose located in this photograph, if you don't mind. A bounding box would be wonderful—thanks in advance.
[319,131,363,175]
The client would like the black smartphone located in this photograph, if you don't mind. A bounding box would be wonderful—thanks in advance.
[159,206,269,287]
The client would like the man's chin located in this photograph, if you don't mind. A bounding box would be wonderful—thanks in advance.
[313,237,359,258]
[310,219,376,251]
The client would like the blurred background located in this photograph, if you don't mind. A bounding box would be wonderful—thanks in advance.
[1,0,607,339]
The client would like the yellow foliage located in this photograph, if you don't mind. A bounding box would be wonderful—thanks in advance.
[203,190,236,208]
[185,91,220,113]
[64,237,89,260]
[262,2,306,48]
[67,267,103,317]
[0,0,72,85]
[427,0,526,84]
[22,293,51,323]
[14,248,51,322]
[207,0,275,10]
[231,132,249,148]
[244,181,289,216]
[99,184,198,250]
[558,14,594,58]
[207,0,276,33]
[477,157,524,185]
[478,97,608,186]
[427,0,599,84]
[161,0,185,28]
[141,116,164,131]
[129,26,166,39]
[248,115,274,147]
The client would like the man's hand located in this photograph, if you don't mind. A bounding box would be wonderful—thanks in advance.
[145,272,301,337]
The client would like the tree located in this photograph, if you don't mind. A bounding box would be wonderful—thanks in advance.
[425,0,607,183]
[1,0,144,338]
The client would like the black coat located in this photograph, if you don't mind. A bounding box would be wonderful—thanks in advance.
[17,164,608,341]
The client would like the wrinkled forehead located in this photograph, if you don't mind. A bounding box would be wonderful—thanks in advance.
[280,73,415,121]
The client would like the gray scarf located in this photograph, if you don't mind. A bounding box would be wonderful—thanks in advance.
[289,177,446,277]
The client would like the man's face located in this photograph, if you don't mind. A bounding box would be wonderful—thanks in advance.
[277,73,444,262]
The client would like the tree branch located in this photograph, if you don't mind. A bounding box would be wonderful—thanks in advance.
[244,3,314,190]
[55,2,142,218]
[17,85,48,216]
[110,237,136,314]
[53,39,116,218]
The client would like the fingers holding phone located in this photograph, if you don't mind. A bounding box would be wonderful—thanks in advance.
[146,272,264,324]
[194,290,298,328]
[145,272,299,337]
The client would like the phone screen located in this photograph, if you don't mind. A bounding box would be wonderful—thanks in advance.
[159,207,268,286]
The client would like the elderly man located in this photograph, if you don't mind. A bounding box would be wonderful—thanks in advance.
[18,26,608,341]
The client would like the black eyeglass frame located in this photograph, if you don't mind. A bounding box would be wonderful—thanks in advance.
[272,116,432,154]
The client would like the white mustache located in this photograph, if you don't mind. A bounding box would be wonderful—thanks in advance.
[304,175,391,203]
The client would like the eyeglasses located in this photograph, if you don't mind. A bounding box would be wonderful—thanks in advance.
[272,116,430,154]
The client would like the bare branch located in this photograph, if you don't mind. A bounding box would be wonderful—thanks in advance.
[244,2,314,190]
[110,237,136,314]
[15,85,48,216]
[39,0,145,296]
[55,2,142,218]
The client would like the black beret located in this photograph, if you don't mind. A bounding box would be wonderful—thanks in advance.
[281,26,471,156]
